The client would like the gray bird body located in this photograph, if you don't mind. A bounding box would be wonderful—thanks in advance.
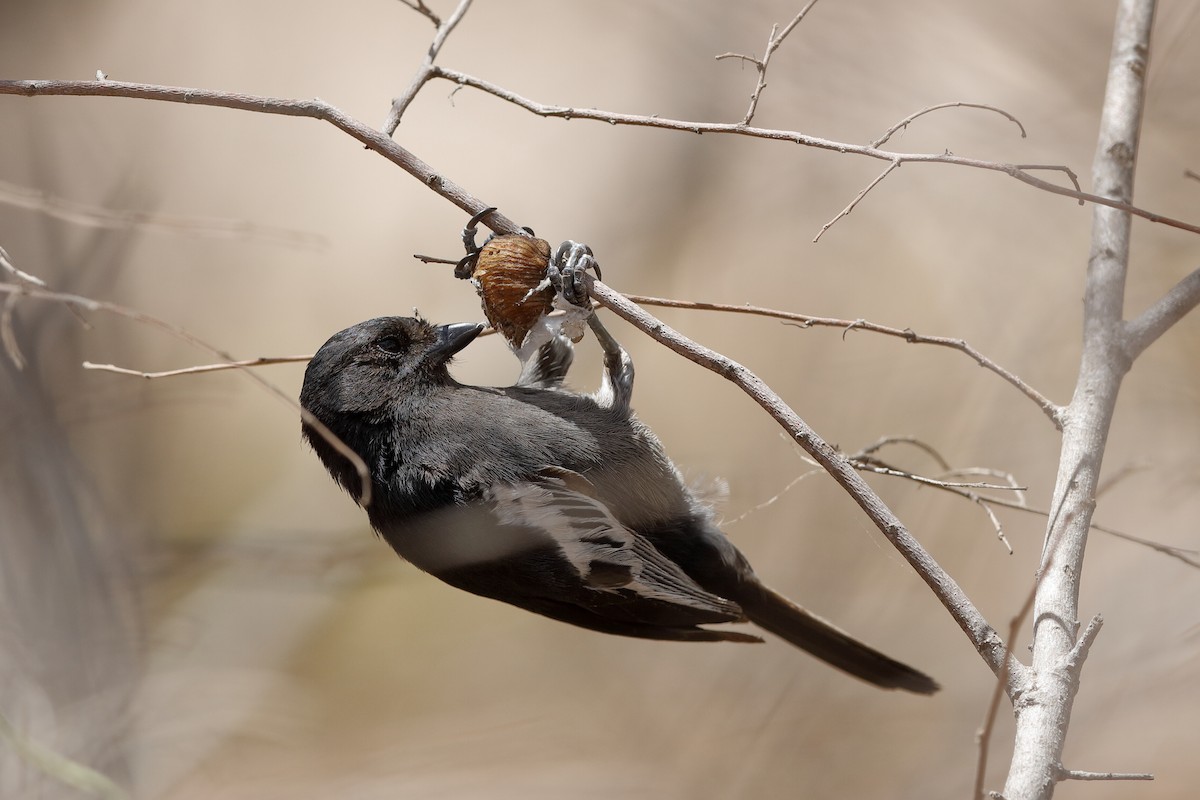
[300,316,938,694]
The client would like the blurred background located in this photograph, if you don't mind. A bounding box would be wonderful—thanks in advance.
[1,1,1197,797]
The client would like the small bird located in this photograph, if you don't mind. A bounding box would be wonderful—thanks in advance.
[300,314,938,694]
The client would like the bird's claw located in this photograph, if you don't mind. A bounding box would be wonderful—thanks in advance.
[456,206,498,278]
[549,240,602,308]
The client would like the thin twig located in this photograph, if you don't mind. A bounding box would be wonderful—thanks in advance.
[725,466,825,525]
[1,292,24,368]
[1094,459,1151,499]
[384,0,475,133]
[397,0,441,26]
[856,434,953,471]
[78,320,565,379]
[413,252,459,264]
[714,0,821,125]
[621,292,1064,428]
[0,245,44,368]
[0,244,47,287]
[838,442,1195,567]
[852,460,1024,492]
[849,457,1018,553]
[83,355,313,379]
[0,281,373,506]
[813,159,899,241]
[1057,768,1153,781]
[0,178,327,250]
[1066,613,1104,666]
[872,102,1028,148]
[420,66,1200,236]
[907,472,1200,567]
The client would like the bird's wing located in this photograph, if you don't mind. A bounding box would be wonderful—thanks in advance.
[486,468,743,620]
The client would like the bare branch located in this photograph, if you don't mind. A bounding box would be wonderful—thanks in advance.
[715,0,821,125]
[0,245,44,368]
[856,434,953,470]
[1004,1,1157,795]
[83,355,312,379]
[813,159,900,241]
[384,0,475,133]
[1123,265,1200,359]
[0,281,373,506]
[586,277,1024,684]
[397,0,441,26]
[622,292,1065,428]
[872,102,1028,149]
[852,460,1025,492]
[0,244,47,287]
[421,66,1200,236]
[842,441,1196,568]
[847,456,1018,554]
[2,76,1195,239]
[0,178,327,250]
[947,485,1199,568]
[0,78,524,241]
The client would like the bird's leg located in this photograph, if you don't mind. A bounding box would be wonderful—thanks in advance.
[517,334,574,389]
[549,241,633,412]
[587,315,634,412]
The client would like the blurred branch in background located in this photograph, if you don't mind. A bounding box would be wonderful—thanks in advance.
[0,281,373,507]
[0,246,141,798]
[0,178,327,251]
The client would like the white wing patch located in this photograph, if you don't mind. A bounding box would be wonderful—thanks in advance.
[487,472,741,617]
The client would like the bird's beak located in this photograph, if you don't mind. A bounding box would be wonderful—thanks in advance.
[429,322,484,363]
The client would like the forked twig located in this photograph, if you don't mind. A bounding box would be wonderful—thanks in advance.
[397,0,441,26]
[714,0,821,125]
[385,0,475,133]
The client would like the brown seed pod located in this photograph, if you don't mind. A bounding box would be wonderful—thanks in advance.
[471,234,555,352]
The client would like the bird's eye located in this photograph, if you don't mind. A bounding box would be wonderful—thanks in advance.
[375,336,404,355]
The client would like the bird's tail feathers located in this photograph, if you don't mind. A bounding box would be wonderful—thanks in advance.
[738,582,939,695]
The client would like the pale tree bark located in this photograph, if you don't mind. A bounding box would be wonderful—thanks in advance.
[1001,0,1157,797]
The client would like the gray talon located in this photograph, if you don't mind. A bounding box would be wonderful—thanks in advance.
[456,207,498,278]
[550,240,600,307]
